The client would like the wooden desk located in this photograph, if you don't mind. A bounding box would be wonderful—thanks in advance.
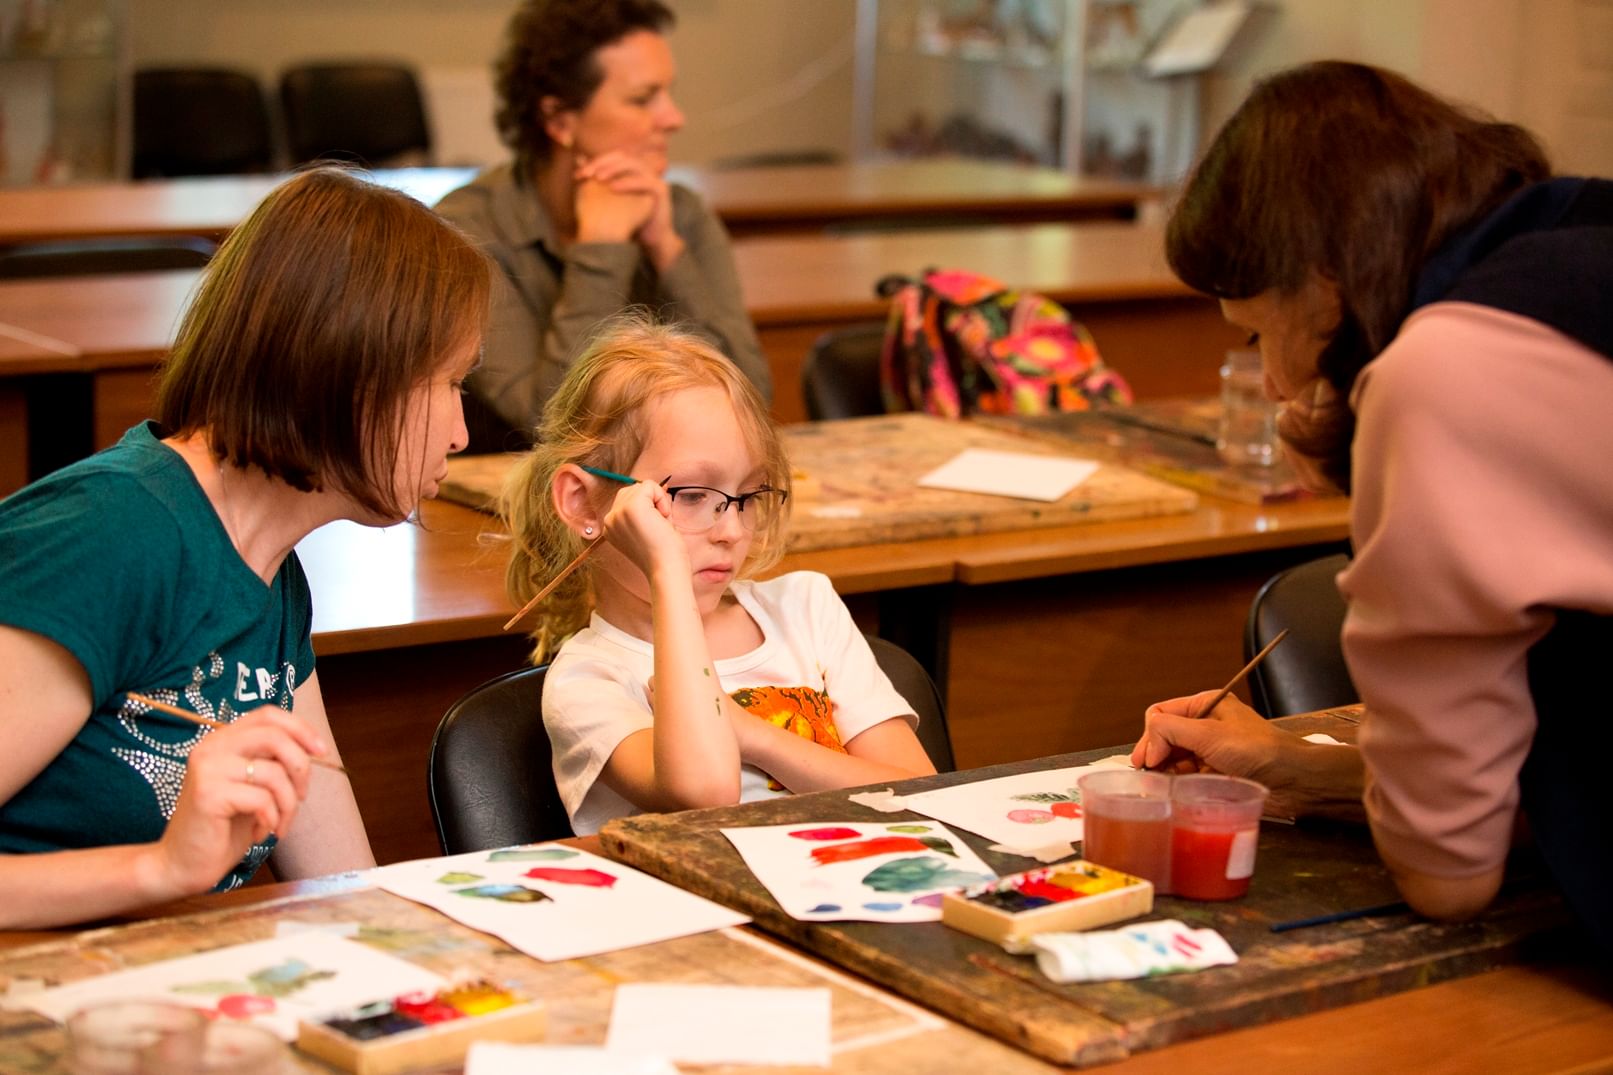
[299,410,1347,869]
[0,161,1152,247]
[4,832,1608,1072]
[601,711,1598,1067]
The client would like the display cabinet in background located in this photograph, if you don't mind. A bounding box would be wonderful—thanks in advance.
[0,0,127,186]
[853,0,1247,184]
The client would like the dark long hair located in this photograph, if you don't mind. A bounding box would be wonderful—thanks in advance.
[1167,61,1549,490]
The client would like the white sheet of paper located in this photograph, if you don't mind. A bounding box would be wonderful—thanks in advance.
[1143,1,1253,76]
[1303,733,1346,745]
[900,757,1133,852]
[17,934,443,1041]
[467,1042,679,1075]
[606,984,831,1067]
[374,844,748,961]
[917,448,1099,502]
[721,820,994,923]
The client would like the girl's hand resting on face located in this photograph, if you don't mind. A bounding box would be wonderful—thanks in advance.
[145,707,328,897]
[601,479,689,580]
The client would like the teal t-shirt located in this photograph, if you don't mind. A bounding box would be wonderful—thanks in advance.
[0,423,316,889]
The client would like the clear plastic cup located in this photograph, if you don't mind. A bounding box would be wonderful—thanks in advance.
[1076,769,1173,893]
[1170,773,1270,900]
[1216,349,1280,467]
[151,1021,288,1074]
[66,1000,206,1075]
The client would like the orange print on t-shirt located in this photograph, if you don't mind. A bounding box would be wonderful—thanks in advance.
[729,684,845,789]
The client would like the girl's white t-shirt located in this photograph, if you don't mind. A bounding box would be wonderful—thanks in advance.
[543,570,918,835]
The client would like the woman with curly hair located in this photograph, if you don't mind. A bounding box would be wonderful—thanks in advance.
[438,0,770,446]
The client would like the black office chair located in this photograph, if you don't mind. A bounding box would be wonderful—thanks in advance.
[1243,553,1359,717]
[801,320,890,420]
[0,237,216,279]
[426,635,954,854]
[133,67,275,178]
[279,62,432,168]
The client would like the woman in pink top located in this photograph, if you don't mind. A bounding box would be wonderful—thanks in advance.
[1130,62,1613,953]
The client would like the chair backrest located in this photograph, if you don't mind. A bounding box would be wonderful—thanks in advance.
[0,237,216,279]
[279,62,431,168]
[865,635,954,772]
[133,67,275,178]
[425,635,953,854]
[428,664,571,855]
[801,320,888,420]
[1244,553,1359,717]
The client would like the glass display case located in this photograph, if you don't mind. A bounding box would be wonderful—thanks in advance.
[852,0,1205,182]
[0,0,126,186]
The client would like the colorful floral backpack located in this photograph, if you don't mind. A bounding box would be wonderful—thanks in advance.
[877,268,1133,418]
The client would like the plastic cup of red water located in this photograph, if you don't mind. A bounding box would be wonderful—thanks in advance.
[1169,773,1269,900]
[1077,769,1174,893]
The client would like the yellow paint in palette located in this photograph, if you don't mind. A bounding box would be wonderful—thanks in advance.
[941,860,1154,953]
[296,979,544,1075]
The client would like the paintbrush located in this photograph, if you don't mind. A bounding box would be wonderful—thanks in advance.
[1140,628,1290,771]
[501,465,645,632]
[127,693,347,774]
[1195,627,1290,719]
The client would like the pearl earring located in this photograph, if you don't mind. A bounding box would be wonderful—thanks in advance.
[583,525,595,537]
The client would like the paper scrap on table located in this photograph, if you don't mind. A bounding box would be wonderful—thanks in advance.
[899,757,1133,853]
[918,448,1099,502]
[467,1042,678,1075]
[847,788,912,813]
[15,934,443,1041]
[606,984,831,1067]
[374,844,748,962]
[1303,733,1346,745]
[1032,919,1238,983]
[988,840,1076,863]
[722,820,994,923]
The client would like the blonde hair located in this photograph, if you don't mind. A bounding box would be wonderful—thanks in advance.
[502,320,791,663]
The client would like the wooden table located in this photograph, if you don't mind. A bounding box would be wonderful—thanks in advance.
[0,160,1153,247]
[297,407,1348,869]
[0,222,1238,490]
[599,711,1599,1067]
[5,779,1609,1073]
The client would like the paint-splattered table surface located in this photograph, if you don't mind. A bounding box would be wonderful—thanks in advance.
[600,710,1582,1069]
[0,883,1065,1074]
[440,413,1199,553]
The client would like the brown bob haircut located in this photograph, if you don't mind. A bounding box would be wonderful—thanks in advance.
[494,0,674,177]
[157,167,491,518]
[1167,61,1549,489]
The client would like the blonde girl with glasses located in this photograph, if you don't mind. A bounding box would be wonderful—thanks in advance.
[503,320,935,834]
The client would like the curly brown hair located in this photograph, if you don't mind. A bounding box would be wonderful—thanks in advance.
[494,0,675,177]
[1166,61,1549,491]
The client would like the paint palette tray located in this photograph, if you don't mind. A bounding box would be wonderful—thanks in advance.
[296,979,545,1075]
[941,861,1153,953]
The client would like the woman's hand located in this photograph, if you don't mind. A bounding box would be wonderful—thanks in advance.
[1130,690,1364,820]
[574,151,685,271]
[142,708,329,898]
[601,479,689,582]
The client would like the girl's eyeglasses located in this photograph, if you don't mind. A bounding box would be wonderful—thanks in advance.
[664,485,788,533]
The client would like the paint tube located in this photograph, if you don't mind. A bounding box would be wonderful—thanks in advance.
[1030,919,1237,983]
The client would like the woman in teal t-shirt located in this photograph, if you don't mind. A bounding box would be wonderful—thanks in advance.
[0,168,491,928]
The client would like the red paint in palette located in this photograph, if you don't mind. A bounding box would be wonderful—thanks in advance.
[522,867,617,888]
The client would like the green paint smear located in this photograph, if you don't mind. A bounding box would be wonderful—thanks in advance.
[436,871,482,884]
[861,856,990,893]
[488,848,578,862]
[885,824,933,833]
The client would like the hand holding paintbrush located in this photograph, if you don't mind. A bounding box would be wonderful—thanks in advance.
[1131,629,1290,773]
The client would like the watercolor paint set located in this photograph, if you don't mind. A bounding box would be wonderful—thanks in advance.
[941,861,1154,953]
[295,979,545,1075]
